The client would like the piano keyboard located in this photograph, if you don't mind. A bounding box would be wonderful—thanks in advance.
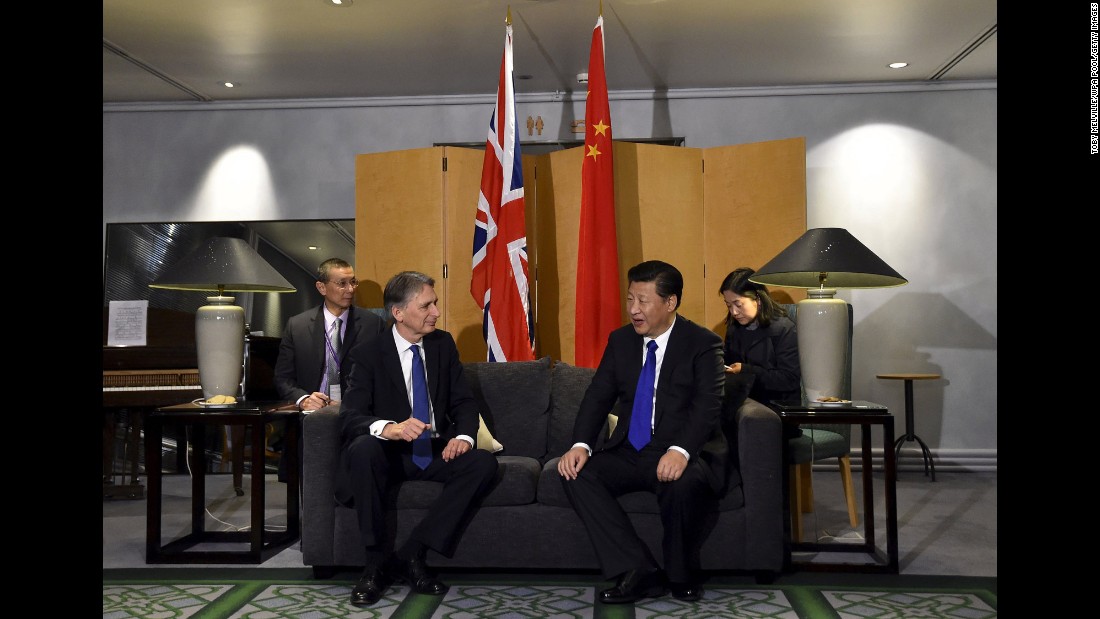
[103,369,203,408]
[103,369,201,389]
[103,385,202,392]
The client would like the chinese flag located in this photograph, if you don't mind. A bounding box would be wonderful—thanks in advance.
[574,14,620,368]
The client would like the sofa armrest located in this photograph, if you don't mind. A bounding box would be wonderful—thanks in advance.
[736,398,784,565]
[302,404,340,567]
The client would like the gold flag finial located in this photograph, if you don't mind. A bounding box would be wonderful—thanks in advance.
[599,0,603,17]
[506,6,512,26]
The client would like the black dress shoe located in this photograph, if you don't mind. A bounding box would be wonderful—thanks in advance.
[599,568,668,604]
[350,566,389,606]
[669,581,703,601]
[384,555,448,595]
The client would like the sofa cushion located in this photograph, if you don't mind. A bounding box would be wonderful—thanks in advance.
[546,361,596,463]
[464,356,553,461]
[537,458,572,508]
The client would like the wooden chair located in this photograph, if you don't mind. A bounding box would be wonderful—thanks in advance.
[221,424,280,496]
[782,303,859,542]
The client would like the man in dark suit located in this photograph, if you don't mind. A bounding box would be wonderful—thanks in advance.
[558,260,726,604]
[337,271,499,607]
[274,257,385,410]
[272,258,386,481]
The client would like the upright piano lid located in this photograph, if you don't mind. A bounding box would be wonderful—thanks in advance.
[103,307,198,371]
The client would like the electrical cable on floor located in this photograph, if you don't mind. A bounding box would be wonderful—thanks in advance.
[803,429,865,544]
[183,437,288,533]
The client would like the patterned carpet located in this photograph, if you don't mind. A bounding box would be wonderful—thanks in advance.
[102,568,997,618]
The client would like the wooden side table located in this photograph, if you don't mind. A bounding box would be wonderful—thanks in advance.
[145,401,301,564]
[876,373,940,481]
[770,400,898,574]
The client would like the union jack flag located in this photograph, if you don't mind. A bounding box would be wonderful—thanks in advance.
[470,19,535,362]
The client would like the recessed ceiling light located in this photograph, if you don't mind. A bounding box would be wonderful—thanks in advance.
[223,82,236,88]
[325,0,352,6]
[308,245,319,250]
[888,62,908,69]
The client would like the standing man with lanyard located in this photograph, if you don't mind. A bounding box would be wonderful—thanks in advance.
[273,258,386,479]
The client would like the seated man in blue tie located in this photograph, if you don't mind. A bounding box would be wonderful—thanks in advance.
[558,260,727,604]
[337,271,499,607]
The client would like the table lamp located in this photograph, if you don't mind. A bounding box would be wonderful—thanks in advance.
[749,228,907,402]
[149,237,296,401]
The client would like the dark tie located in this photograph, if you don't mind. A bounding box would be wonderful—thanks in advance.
[325,317,342,396]
[409,344,433,470]
[629,340,658,450]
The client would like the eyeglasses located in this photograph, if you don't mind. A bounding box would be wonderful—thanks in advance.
[327,278,360,290]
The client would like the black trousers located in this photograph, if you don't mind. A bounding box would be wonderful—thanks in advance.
[342,434,498,558]
[561,443,712,582]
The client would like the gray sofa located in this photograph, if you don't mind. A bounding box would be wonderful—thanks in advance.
[301,356,785,580]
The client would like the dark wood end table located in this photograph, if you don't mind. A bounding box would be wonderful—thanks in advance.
[145,401,301,564]
[769,399,898,574]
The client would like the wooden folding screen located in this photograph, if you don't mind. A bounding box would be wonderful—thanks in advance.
[355,138,806,364]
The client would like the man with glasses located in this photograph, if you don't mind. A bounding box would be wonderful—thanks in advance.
[272,257,386,480]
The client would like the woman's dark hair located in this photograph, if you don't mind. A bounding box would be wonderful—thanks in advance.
[719,267,788,329]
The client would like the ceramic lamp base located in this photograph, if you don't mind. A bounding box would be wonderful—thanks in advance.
[796,289,848,403]
[196,295,245,400]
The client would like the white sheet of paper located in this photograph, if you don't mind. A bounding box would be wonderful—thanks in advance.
[107,300,149,347]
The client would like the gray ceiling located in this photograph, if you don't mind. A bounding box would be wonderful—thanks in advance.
[103,0,997,104]
[247,220,357,278]
[103,0,997,277]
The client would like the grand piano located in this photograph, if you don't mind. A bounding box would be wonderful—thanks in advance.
[103,307,281,499]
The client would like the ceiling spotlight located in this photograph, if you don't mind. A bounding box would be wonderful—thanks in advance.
[577,73,589,84]
[888,62,908,69]
[223,82,236,88]
[326,0,352,6]
[308,245,319,250]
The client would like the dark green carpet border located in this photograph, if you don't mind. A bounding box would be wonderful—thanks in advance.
[104,568,996,619]
[102,566,996,594]
[102,567,997,606]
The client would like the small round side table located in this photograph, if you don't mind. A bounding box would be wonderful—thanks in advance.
[876,373,941,481]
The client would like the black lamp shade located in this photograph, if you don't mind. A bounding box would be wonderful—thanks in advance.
[749,228,907,289]
[148,237,296,293]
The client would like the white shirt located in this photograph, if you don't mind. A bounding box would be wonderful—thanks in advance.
[573,316,689,461]
[294,307,347,407]
[369,326,474,447]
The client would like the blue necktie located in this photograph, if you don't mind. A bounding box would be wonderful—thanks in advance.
[629,340,658,450]
[409,344,433,470]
